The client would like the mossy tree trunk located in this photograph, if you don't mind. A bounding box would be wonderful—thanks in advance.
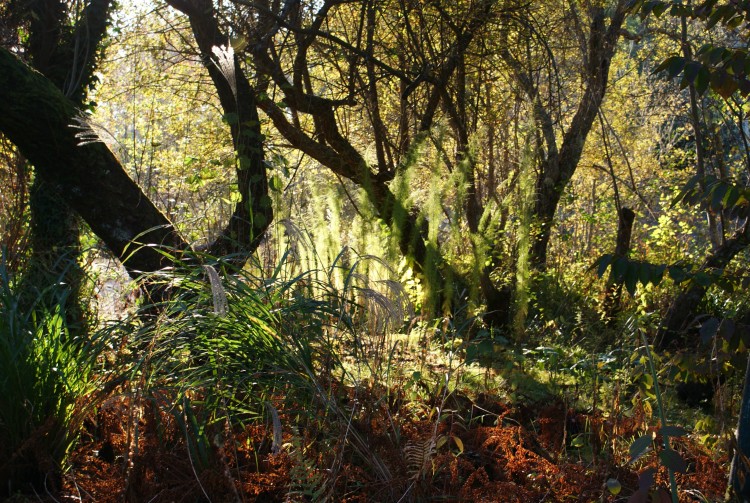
[18,0,113,330]
[2,0,272,295]
[0,48,186,279]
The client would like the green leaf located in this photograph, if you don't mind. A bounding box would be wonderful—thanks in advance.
[596,254,613,278]
[652,2,669,17]
[269,175,283,193]
[659,448,688,473]
[624,263,638,296]
[651,264,666,285]
[712,69,739,97]
[680,61,703,88]
[695,65,711,95]
[222,112,240,125]
[693,271,713,287]
[638,262,652,287]
[672,174,702,207]
[606,478,622,495]
[724,186,741,210]
[718,318,737,342]
[711,182,729,211]
[699,317,720,343]
[637,467,656,491]
[727,14,744,29]
[612,257,628,282]
[707,7,726,29]
[629,433,653,462]
[653,56,686,79]
[668,266,688,284]
[640,372,654,389]
[658,425,689,438]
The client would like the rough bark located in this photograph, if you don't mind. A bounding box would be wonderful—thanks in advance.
[0,48,186,278]
[729,352,750,501]
[603,207,636,323]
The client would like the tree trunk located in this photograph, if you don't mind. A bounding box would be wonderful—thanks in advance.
[603,207,636,324]
[656,224,750,351]
[166,0,272,262]
[21,0,113,328]
[522,3,630,271]
[729,352,750,501]
[0,48,186,279]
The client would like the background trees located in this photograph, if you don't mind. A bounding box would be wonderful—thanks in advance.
[2,0,750,499]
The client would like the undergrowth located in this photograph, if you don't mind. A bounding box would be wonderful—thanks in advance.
[0,244,734,502]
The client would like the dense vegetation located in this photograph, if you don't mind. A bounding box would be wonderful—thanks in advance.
[1,0,749,501]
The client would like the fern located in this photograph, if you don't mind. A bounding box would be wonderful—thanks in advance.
[404,437,436,481]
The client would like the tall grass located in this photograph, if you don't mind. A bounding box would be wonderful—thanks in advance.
[0,255,108,495]
[104,244,416,499]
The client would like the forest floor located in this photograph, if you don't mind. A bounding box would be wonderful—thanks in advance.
[53,386,729,502]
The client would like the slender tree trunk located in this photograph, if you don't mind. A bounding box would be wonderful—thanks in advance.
[729,352,750,501]
[680,7,723,250]
[521,3,630,271]
[166,0,272,263]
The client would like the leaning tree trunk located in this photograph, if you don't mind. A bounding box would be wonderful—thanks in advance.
[1,29,271,286]
[20,0,113,330]
[656,224,750,351]
[0,48,186,280]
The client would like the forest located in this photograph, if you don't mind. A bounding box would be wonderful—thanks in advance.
[1,0,749,501]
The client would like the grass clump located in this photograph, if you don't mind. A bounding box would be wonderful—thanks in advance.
[0,255,108,496]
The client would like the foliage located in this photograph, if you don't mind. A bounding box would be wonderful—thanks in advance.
[0,255,108,496]
[3,0,750,499]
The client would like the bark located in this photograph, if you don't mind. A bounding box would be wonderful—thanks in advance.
[22,0,114,325]
[656,224,750,351]
[248,0,494,278]
[680,9,723,250]
[603,207,636,324]
[0,48,186,278]
[729,352,750,501]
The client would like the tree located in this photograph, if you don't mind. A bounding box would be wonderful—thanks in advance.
[1,0,114,330]
[0,1,273,288]
[498,0,633,271]
[638,1,750,498]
